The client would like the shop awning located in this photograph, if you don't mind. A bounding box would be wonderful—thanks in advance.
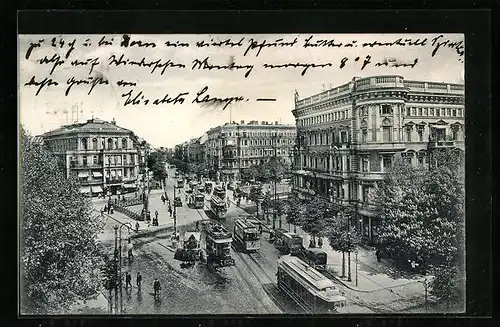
[78,172,89,178]
[92,185,103,193]
[92,171,103,177]
[80,186,91,193]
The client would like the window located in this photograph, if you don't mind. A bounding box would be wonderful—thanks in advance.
[122,138,127,149]
[411,108,417,116]
[82,156,88,166]
[381,104,392,115]
[452,127,458,140]
[362,185,370,202]
[362,158,369,172]
[383,156,392,170]
[107,138,113,149]
[430,108,435,116]
[403,154,412,166]
[418,156,424,166]
[418,108,422,116]
[93,155,98,165]
[406,127,412,142]
[361,129,367,143]
[417,126,424,142]
[81,138,88,150]
[453,109,457,117]
[341,131,347,143]
[447,108,451,117]
[406,108,411,116]
[383,127,392,142]
[92,138,98,150]
[423,108,428,116]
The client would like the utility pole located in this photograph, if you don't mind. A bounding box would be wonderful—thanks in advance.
[274,132,280,229]
[173,184,177,234]
[113,226,118,314]
[347,214,352,282]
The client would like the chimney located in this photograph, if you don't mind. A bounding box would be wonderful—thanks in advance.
[275,121,278,125]
[240,120,245,124]
[261,121,266,125]
[111,118,116,125]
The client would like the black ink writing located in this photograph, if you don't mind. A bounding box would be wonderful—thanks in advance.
[192,86,246,110]
[165,40,189,47]
[24,76,59,96]
[263,62,332,76]
[120,34,156,48]
[431,35,464,57]
[98,36,114,46]
[109,54,185,75]
[191,57,254,78]
[51,37,76,59]
[39,54,65,75]
[362,38,428,48]
[303,35,342,48]
[152,92,189,105]
[70,57,100,75]
[196,38,244,48]
[361,55,371,70]
[244,38,298,57]
[65,76,109,96]
[122,89,147,106]
[117,80,137,87]
[25,39,44,60]
[375,58,419,68]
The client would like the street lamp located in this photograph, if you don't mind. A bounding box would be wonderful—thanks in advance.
[117,222,132,313]
[355,218,363,286]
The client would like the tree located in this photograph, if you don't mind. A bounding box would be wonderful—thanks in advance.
[285,193,302,233]
[20,127,104,314]
[261,191,273,223]
[147,151,168,183]
[300,195,330,247]
[370,150,465,306]
[241,165,259,183]
[248,185,263,219]
[273,198,286,229]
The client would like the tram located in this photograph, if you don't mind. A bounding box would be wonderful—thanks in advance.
[204,222,235,268]
[277,256,347,313]
[209,196,227,220]
[174,231,202,266]
[274,230,304,255]
[192,193,205,209]
[213,186,226,200]
[233,218,260,252]
[204,182,213,194]
[177,178,185,188]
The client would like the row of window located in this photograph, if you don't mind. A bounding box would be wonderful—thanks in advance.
[405,107,463,118]
[217,130,295,138]
[80,137,133,151]
[70,154,138,166]
[46,138,78,152]
[298,109,350,127]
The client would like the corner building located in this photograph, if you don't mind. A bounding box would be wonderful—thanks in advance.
[292,75,465,240]
[41,118,140,196]
[205,121,296,182]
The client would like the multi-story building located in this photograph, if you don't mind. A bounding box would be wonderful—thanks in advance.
[41,118,141,196]
[292,75,465,240]
[205,120,296,182]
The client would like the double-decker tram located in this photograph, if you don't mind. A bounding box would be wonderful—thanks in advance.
[192,193,205,209]
[213,186,226,200]
[209,196,227,220]
[233,218,261,252]
[277,256,347,313]
[204,222,235,268]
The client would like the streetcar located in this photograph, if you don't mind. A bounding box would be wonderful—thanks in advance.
[277,256,347,313]
[233,218,260,252]
[298,248,328,271]
[204,222,235,268]
[176,178,185,188]
[174,231,202,267]
[204,181,213,194]
[192,193,205,209]
[213,186,226,200]
[197,186,205,194]
[275,231,304,255]
[209,196,227,220]
[189,181,198,192]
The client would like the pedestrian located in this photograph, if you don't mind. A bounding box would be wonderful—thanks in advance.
[107,204,111,214]
[309,239,314,248]
[125,272,132,289]
[127,238,133,262]
[196,221,200,232]
[155,210,159,221]
[110,205,114,214]
[161,194,165,204]
[135,221,140,233]
[136,272,142,289]
[318,237,323,248]
[153,278,161,299]
[169,208,172,217]
[104,204,108,213]
[376,248,381,262]
[258,225,263,235]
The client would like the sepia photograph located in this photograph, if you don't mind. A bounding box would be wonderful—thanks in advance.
[18,33,466,315]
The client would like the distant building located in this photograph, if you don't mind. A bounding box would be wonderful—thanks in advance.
[41,118,141,196]
[292,75,465,240]
[205,120,297,182]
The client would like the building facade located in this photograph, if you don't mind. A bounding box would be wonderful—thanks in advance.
[205,120,297,182]
[292,75,465,240]
[41,118,141,196]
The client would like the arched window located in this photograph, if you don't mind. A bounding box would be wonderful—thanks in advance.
[92,138,98,150]
[122,138,127,149]
[107,138,113,150]
[81,138,88,150]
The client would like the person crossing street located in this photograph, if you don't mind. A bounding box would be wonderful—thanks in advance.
[153,278,161,300]
[136,272,142,289]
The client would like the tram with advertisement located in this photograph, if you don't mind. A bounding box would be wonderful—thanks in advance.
[213,186,226,200]
[209,196,227,220]
[204,222,235,268]
[233,218,261,252]
[277,256,347,313]
[192,193,205,209]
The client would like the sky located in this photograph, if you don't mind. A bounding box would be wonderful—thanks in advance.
[18,33,464,148]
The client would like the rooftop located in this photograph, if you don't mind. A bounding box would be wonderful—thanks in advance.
[42,118,134,138]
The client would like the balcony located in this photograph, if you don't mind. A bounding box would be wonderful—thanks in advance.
[105,178,123,184]
[70,162,103,169]
[80,178,104,185]
[428,140,459,148]
[357,142,406,151]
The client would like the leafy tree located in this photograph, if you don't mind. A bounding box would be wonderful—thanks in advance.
[241,165,259,183]
[147,151,168,183]
[300,195,330,247]
[248,185,263,218]
[285,193,302,233]
[273,198,286,229]
[20,127,104,314]
[261,191,273,222]
[370,150,465,305]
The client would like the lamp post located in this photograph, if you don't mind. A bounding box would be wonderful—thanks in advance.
[355,217,362,286]
[173,183,177,234]
[117,222,132,313]
[347,214,352,282]
[113,226,118,314]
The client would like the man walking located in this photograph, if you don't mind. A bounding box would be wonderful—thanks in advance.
[125,272,132,289]
[161,194,165,205]
[136,272,142,289]
[153,278,161,300]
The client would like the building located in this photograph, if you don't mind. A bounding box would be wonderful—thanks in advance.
[205,120,297,182]
[41,118,141,196]
[291,75,465,240]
